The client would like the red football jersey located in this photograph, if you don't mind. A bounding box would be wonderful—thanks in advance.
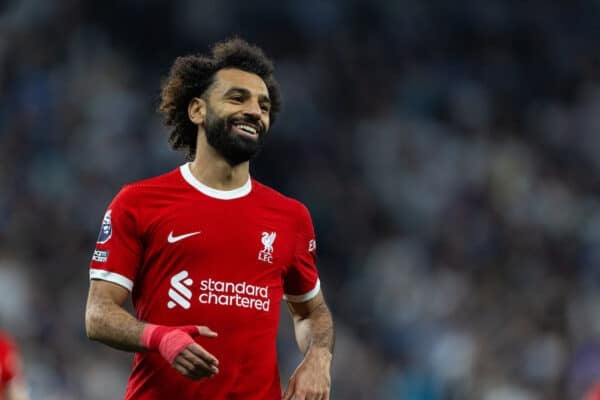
[90,163,320,400]
[0,331,21,400]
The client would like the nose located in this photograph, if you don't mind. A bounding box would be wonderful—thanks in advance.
[243,99,262,119]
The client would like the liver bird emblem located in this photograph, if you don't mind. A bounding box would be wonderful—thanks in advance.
[261,232,277,253]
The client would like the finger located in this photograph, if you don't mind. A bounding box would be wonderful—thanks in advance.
[173,363,192,377]
[294,392,306,400]
[282,380,295,400]
[196,326,218,338]
[311,391,324,400]
[180,349,219,374]
[179,325,216,338]
[179,325,201,337]
[173,354,196,372]
[187,366,218,379]
[185,365,215,379]
[316,388,330,400]
[186,371,213,380]
[173,361,213,380]
[186,343,219,366]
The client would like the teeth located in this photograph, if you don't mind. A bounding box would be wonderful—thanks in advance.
[236,124,257,134]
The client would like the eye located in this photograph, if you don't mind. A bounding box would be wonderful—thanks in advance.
[260,104,271,113]
[230,96,243,103]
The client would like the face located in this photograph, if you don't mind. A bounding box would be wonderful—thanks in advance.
[203,68,272,166]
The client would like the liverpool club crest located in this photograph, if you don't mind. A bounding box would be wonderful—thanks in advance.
[258,232,277,264]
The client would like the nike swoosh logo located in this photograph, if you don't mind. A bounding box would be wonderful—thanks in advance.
[167,231,201,243]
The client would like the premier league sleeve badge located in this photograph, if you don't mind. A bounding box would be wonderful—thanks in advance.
[97,210,113,244]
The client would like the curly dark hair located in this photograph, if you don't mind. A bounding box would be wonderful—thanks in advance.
[158,38,282,160]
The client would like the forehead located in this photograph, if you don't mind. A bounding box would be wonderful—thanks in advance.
[211,68,269,98]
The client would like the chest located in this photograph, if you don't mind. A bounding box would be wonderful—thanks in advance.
[141,198,296,277]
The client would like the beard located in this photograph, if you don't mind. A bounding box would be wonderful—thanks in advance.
[204,109,266,166]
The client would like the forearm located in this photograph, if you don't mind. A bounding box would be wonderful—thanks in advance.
[292,302,334,355]
[85,294,146,352]
[86,281,220,379]
[284,292,333,399]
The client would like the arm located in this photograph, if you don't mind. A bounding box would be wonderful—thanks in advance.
[283,289,334,400]
[85,280,219,379]
[85,279,145,351]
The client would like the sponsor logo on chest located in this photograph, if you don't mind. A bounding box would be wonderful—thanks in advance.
[167,270,194,309]
[166,270,271,312]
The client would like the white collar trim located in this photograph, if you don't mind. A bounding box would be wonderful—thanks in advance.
[180,163,252,200]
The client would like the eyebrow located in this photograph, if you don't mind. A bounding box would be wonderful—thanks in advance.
[224,87,271,106]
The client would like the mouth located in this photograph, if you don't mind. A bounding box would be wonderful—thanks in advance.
[231,121,262,140]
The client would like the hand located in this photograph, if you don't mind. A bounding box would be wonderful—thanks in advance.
[283,347,332,400]
[166,326,220,380]
[142,324,219,380]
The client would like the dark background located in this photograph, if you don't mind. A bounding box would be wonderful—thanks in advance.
[2,0,600,399]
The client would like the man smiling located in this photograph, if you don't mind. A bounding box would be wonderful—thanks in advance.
[85,38,334,400]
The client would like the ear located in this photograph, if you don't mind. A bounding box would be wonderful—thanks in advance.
[188,97,207,126]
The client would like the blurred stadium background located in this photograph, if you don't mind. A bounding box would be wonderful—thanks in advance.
[2,0,600,399]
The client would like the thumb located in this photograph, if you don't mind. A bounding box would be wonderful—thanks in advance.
[178,325,202,337]
[195,326,218,338]
[177,325,218,338]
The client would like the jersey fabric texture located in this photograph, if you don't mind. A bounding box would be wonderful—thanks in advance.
[0,332,20,400]
[89,163,320,400]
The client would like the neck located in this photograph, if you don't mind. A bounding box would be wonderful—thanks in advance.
[189,132,250,190]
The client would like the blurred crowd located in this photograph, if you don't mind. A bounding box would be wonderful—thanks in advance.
[2,0,600,399]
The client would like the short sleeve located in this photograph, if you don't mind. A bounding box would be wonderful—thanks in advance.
[283,203,320,302]
[89,186,142,291]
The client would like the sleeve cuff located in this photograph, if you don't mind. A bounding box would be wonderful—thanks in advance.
[283,279,320,302]
[90,269,134,291]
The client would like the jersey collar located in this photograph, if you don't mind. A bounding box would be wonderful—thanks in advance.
[180,162,252,200]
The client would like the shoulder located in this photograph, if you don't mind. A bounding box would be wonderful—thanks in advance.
[112,167,183,205]
[252,180,309,213]
[251,180,312,222]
